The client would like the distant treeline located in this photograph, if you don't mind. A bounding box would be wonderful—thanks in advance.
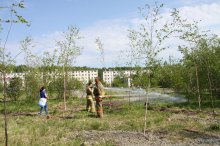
[1,64,139,73]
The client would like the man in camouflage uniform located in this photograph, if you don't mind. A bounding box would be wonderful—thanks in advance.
[86,80,95,113]
[93,77,105,118]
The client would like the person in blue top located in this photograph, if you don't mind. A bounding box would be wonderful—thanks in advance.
[39,86,48,115]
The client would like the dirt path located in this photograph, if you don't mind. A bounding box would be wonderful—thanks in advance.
[78,130,220,146]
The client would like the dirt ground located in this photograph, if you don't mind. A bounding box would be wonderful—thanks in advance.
[78,129,220,146]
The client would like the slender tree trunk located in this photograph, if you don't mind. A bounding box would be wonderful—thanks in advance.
[3,71,8,146]
[205,60,215,116]
[63,65,67,111]
[193,60,201,111]
[188,74,193,104]
[144,16,153,135]
[144,72,151,135]
[213,87,217,104]
[186,88,190,104]
[43,71,46,85]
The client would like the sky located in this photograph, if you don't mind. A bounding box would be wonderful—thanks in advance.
[1,0,220,68]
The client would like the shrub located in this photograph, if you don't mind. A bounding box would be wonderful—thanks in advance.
[7,77,23,101]
[208,123,220,131]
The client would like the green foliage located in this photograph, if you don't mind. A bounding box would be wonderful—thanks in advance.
[90,121,110,130]
[122,119,144,131]
[157,65,173,88]
[48,76,83,98]
[0,82,3,93]
[0,0,29,25]
[112,75,128,87]
[0,100,37,114]
[128,2,174,68]
[57,26,82,66]
[131,70,148,88]
[208,123,220,131]
[12,65,28,72]
[166,123,185,131]
[20,36,37,68]
[24,72,41,100]
[6,77,22,101]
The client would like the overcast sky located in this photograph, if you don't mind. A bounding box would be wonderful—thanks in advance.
[1,0,220,68]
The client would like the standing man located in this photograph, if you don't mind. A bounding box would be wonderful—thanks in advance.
[93,77,105,118]
[86,80,95,113]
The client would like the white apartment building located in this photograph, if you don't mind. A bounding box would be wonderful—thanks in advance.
[1,70,138,86]
[0,70,98,85]
[71,70,98,84]
[0,72,26,85]
[103,70,136,87]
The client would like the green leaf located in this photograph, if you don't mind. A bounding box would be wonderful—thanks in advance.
[17,15,28,23]
[18,1,25,8]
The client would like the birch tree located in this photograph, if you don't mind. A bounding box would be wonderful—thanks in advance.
[20,36,40,99]
[95,37,105,68]
[196,36,218,116]
[40,49,58,90]
[128,3,174,135]
[171,9,209,111]
[57,25,82,111]
[0,1,28,145]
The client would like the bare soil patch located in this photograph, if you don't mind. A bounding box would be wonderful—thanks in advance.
[79,130,220,146]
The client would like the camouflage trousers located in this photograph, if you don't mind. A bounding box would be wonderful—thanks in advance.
[95,96,103,118]
[86,95,95,113]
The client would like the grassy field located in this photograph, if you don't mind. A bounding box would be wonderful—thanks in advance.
[0,97,220,146]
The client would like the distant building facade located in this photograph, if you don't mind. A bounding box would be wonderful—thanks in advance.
[1,70,138,87]
[71,70,98,84]
[103,70,136,87]
[0,72,25,85]
[0,70,98,85]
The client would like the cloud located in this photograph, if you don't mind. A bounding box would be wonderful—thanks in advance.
[160,2,220,61]
[179,2,220,27]
[6,19,130,67]
[5,1,220,68]
[127,2,220,63]
[178,0,218,6]
[77,19,130,67]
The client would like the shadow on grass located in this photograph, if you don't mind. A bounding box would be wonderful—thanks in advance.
[60,116,75,119]
[58,112,97,120]
[12,113,37,117]
[166,99,220,110]
[88,114,97,118]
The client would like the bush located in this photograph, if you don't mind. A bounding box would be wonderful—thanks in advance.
[208,123,220,131]
[0,82,3,93]
[7,77,23,101]
[24,73,41,100]
[48,77,83,99]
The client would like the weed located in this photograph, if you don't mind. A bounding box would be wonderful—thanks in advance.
[208,123,220,131]
[95,140,116,146]
[166,123,185,131]
[68,137,83,146]
[90,121,101,130]
[39,124,49,136]
[89,121,110,130]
